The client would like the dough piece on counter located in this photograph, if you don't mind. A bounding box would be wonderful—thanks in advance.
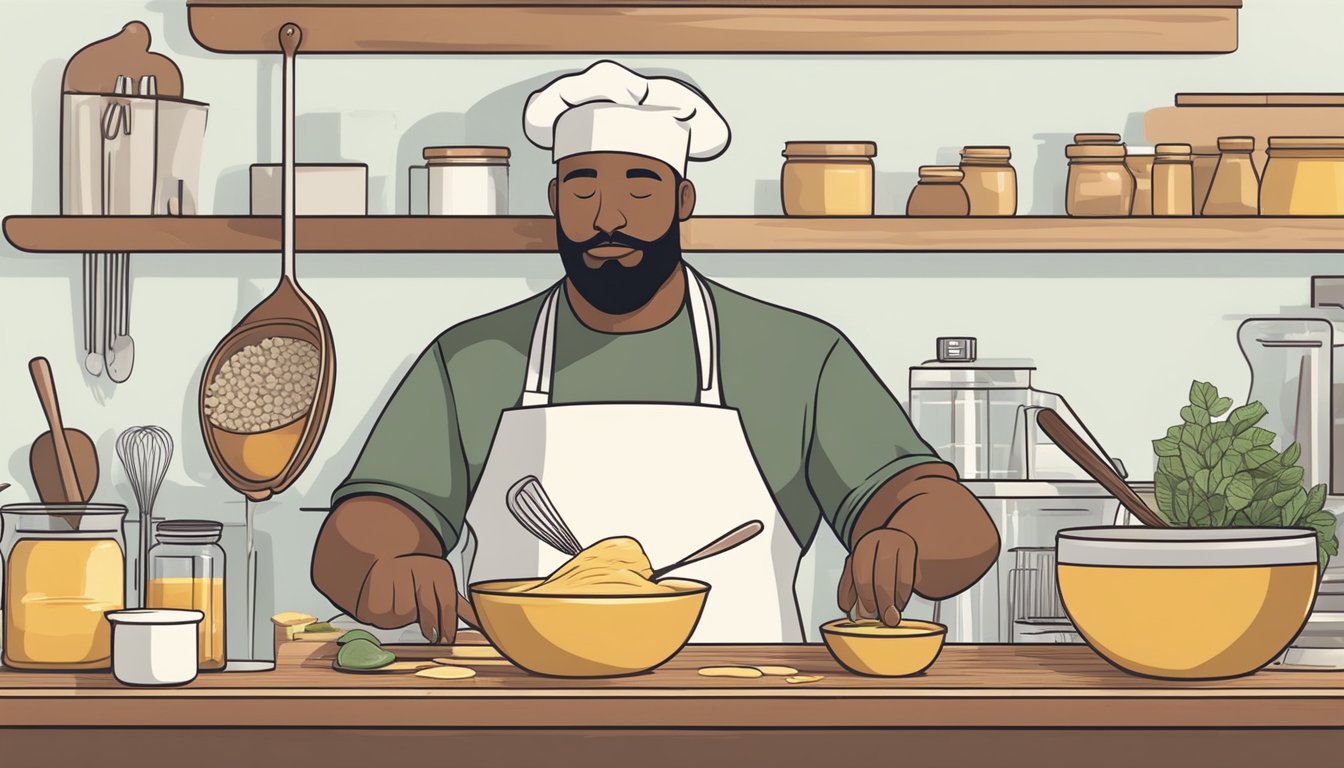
[382,661,436,672]
[450,645,504,659]
[698,666,764,678]
[785,675,825,684]
[754,666,799,676]
[416,665,477,680]
[433,658,513,667]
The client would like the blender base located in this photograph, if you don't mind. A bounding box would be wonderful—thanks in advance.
[223,659,276,673]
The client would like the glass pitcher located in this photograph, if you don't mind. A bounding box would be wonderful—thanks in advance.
[1,504,127,670]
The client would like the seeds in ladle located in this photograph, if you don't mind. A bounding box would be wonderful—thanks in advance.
[204,336,319,433]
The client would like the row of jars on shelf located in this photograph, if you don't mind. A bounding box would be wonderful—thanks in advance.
[1067,132,1344,217]
[778,134,1344,217]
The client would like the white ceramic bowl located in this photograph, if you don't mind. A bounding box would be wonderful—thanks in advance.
[106,609,204,687]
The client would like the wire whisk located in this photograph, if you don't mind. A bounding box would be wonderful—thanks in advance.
[506,475,583,556]
[116,426,174,606]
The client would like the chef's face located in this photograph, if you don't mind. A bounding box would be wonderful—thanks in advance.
[549,152,697,315]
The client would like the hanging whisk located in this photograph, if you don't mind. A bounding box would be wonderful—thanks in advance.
[116,426,174,607]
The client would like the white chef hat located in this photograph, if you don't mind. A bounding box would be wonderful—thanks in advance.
[523,60,730,176]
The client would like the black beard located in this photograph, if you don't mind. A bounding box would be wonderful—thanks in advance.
[557,220,683,316]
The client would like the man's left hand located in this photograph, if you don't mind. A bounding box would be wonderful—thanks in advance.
[837,528,918,627]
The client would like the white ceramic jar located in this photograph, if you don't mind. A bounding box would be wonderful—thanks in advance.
[106,608,204,687]
[411,146,510,215]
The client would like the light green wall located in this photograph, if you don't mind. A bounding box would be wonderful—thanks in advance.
[2,0,1340,652]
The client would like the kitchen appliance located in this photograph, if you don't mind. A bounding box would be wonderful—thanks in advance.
[910,339,1126,643]
[1239,277,1344,667]
[250,163,368,215]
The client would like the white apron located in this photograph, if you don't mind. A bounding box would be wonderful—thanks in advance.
[460,267,805,643]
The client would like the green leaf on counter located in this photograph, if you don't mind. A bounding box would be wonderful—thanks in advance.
[337,629,381,646]
[336,638,395,670]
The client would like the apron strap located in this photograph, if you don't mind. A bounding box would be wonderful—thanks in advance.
[521,266,722,407]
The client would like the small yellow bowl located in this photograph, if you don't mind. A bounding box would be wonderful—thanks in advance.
[470,578,708,678]
[820,618,947,677]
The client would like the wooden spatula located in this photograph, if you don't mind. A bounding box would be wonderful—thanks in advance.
[28,357,99,503]
[1036,408,1166,528]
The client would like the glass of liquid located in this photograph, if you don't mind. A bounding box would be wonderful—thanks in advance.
[147,520,227,671]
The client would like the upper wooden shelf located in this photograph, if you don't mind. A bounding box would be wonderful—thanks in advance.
[186,1,1241,55]
[5,215,1339,254]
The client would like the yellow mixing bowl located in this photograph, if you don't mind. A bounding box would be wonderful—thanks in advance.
[1057,527,1319,680]
[469,578,708,678]
[820,618,946,677]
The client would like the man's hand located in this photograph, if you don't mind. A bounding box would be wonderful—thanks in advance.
[837,528,918,627]
[357,554,464,645]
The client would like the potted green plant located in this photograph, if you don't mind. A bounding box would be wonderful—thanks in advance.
[1151,381,1339,569]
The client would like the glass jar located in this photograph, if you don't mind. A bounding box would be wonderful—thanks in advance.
[147,520,226,670]
[1202,137,1260,216]
[1125,147,1156,216]
[411,146,510,216]
[959,146,1017,216]
[1065,144,1133,216]
[906,166,970,216]
[1,504,126,670]
[1261,137,1344,215]
[1153,144,1194,216]
[781,142,876,216]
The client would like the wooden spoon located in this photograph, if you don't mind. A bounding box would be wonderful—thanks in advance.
[1036,408,1166,528]
[28,357,98,503]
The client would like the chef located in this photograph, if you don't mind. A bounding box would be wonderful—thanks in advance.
[313,60,999,644]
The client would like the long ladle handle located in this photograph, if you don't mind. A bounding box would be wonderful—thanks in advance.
[651,520,765,580]
[29,357,81,503]
[279,23,301,282]
[1036,408,1167,528]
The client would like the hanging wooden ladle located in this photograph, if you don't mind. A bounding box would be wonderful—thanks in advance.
[198,24,335,502]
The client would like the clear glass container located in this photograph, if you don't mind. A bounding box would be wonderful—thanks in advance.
[1,504,127,670]
[1203,137,1260,216]
[147,520,226,670]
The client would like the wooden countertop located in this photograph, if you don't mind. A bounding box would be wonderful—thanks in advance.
[3,633,1344,729]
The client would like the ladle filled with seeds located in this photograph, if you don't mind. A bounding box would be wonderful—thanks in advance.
[199,23,334,503]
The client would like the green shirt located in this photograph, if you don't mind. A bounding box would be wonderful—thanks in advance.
[332,276,943,551]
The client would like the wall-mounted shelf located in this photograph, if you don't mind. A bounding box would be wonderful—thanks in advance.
[186,0,1241,55]
[6,215,1340,254]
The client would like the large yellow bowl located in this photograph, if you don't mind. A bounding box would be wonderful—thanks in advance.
[1057,527,1319,680]
[469,578,709,678]
[820,619,946,677]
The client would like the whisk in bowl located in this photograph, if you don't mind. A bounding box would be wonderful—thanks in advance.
[116,426,173,606]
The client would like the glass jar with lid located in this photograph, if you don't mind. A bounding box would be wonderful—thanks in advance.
[1065,143,1133,216]
[906,166,970,216]
[147,520,226,670]
[781,142,876,216]
[1153,144,1195,216]
[1261,137,1344,215]
[959,146,1017,216]
[1,504,127,670]
[1202,137,1260,216]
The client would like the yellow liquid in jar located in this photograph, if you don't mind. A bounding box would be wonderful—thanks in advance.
[3,539,124,669]
[147,577,226,669]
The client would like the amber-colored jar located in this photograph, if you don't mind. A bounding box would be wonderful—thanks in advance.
[906,166,969,217]
[1125,147,1156,216]
[1192,150,1220,215]
[781,142,876,216]
[1074,133,1122,145]
[959,146,1017,216]
[1153,144,1194,216]
[1261,137,1344,215]
[1066,143,1133,216]
[1202,137,1260,216]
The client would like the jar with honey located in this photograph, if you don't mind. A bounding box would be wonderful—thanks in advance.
[959,146,1017,216]
[1,504,127,670]
[1261,137,1344,215]
[906,166,970,216]
[148,520,226,670]
[781,142,876,216]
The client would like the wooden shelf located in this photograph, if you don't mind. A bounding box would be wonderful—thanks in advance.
[186,0,1241,55]
[5,215,1342,254]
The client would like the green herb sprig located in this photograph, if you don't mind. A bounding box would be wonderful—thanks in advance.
[1152,381,1338,569]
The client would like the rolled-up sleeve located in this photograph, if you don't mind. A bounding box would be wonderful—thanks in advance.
[807,335,944,547]
[330,341,469,552]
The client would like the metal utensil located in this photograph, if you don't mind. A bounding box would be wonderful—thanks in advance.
[506,475,583,556]
[1036,408,1167,528]
[649,520,764,580]
[101,74,132,141]
[116,426,173,606]
[107,253,134,383]
[84,254,106,377]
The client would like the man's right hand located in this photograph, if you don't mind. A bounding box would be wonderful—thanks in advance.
[357,554,466,645]
[313,495,476,645]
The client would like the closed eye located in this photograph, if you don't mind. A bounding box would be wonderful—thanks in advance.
[631,192,652,199]
[574,191,596,199]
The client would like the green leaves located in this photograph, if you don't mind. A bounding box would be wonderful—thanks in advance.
[1153,380,1338,569]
